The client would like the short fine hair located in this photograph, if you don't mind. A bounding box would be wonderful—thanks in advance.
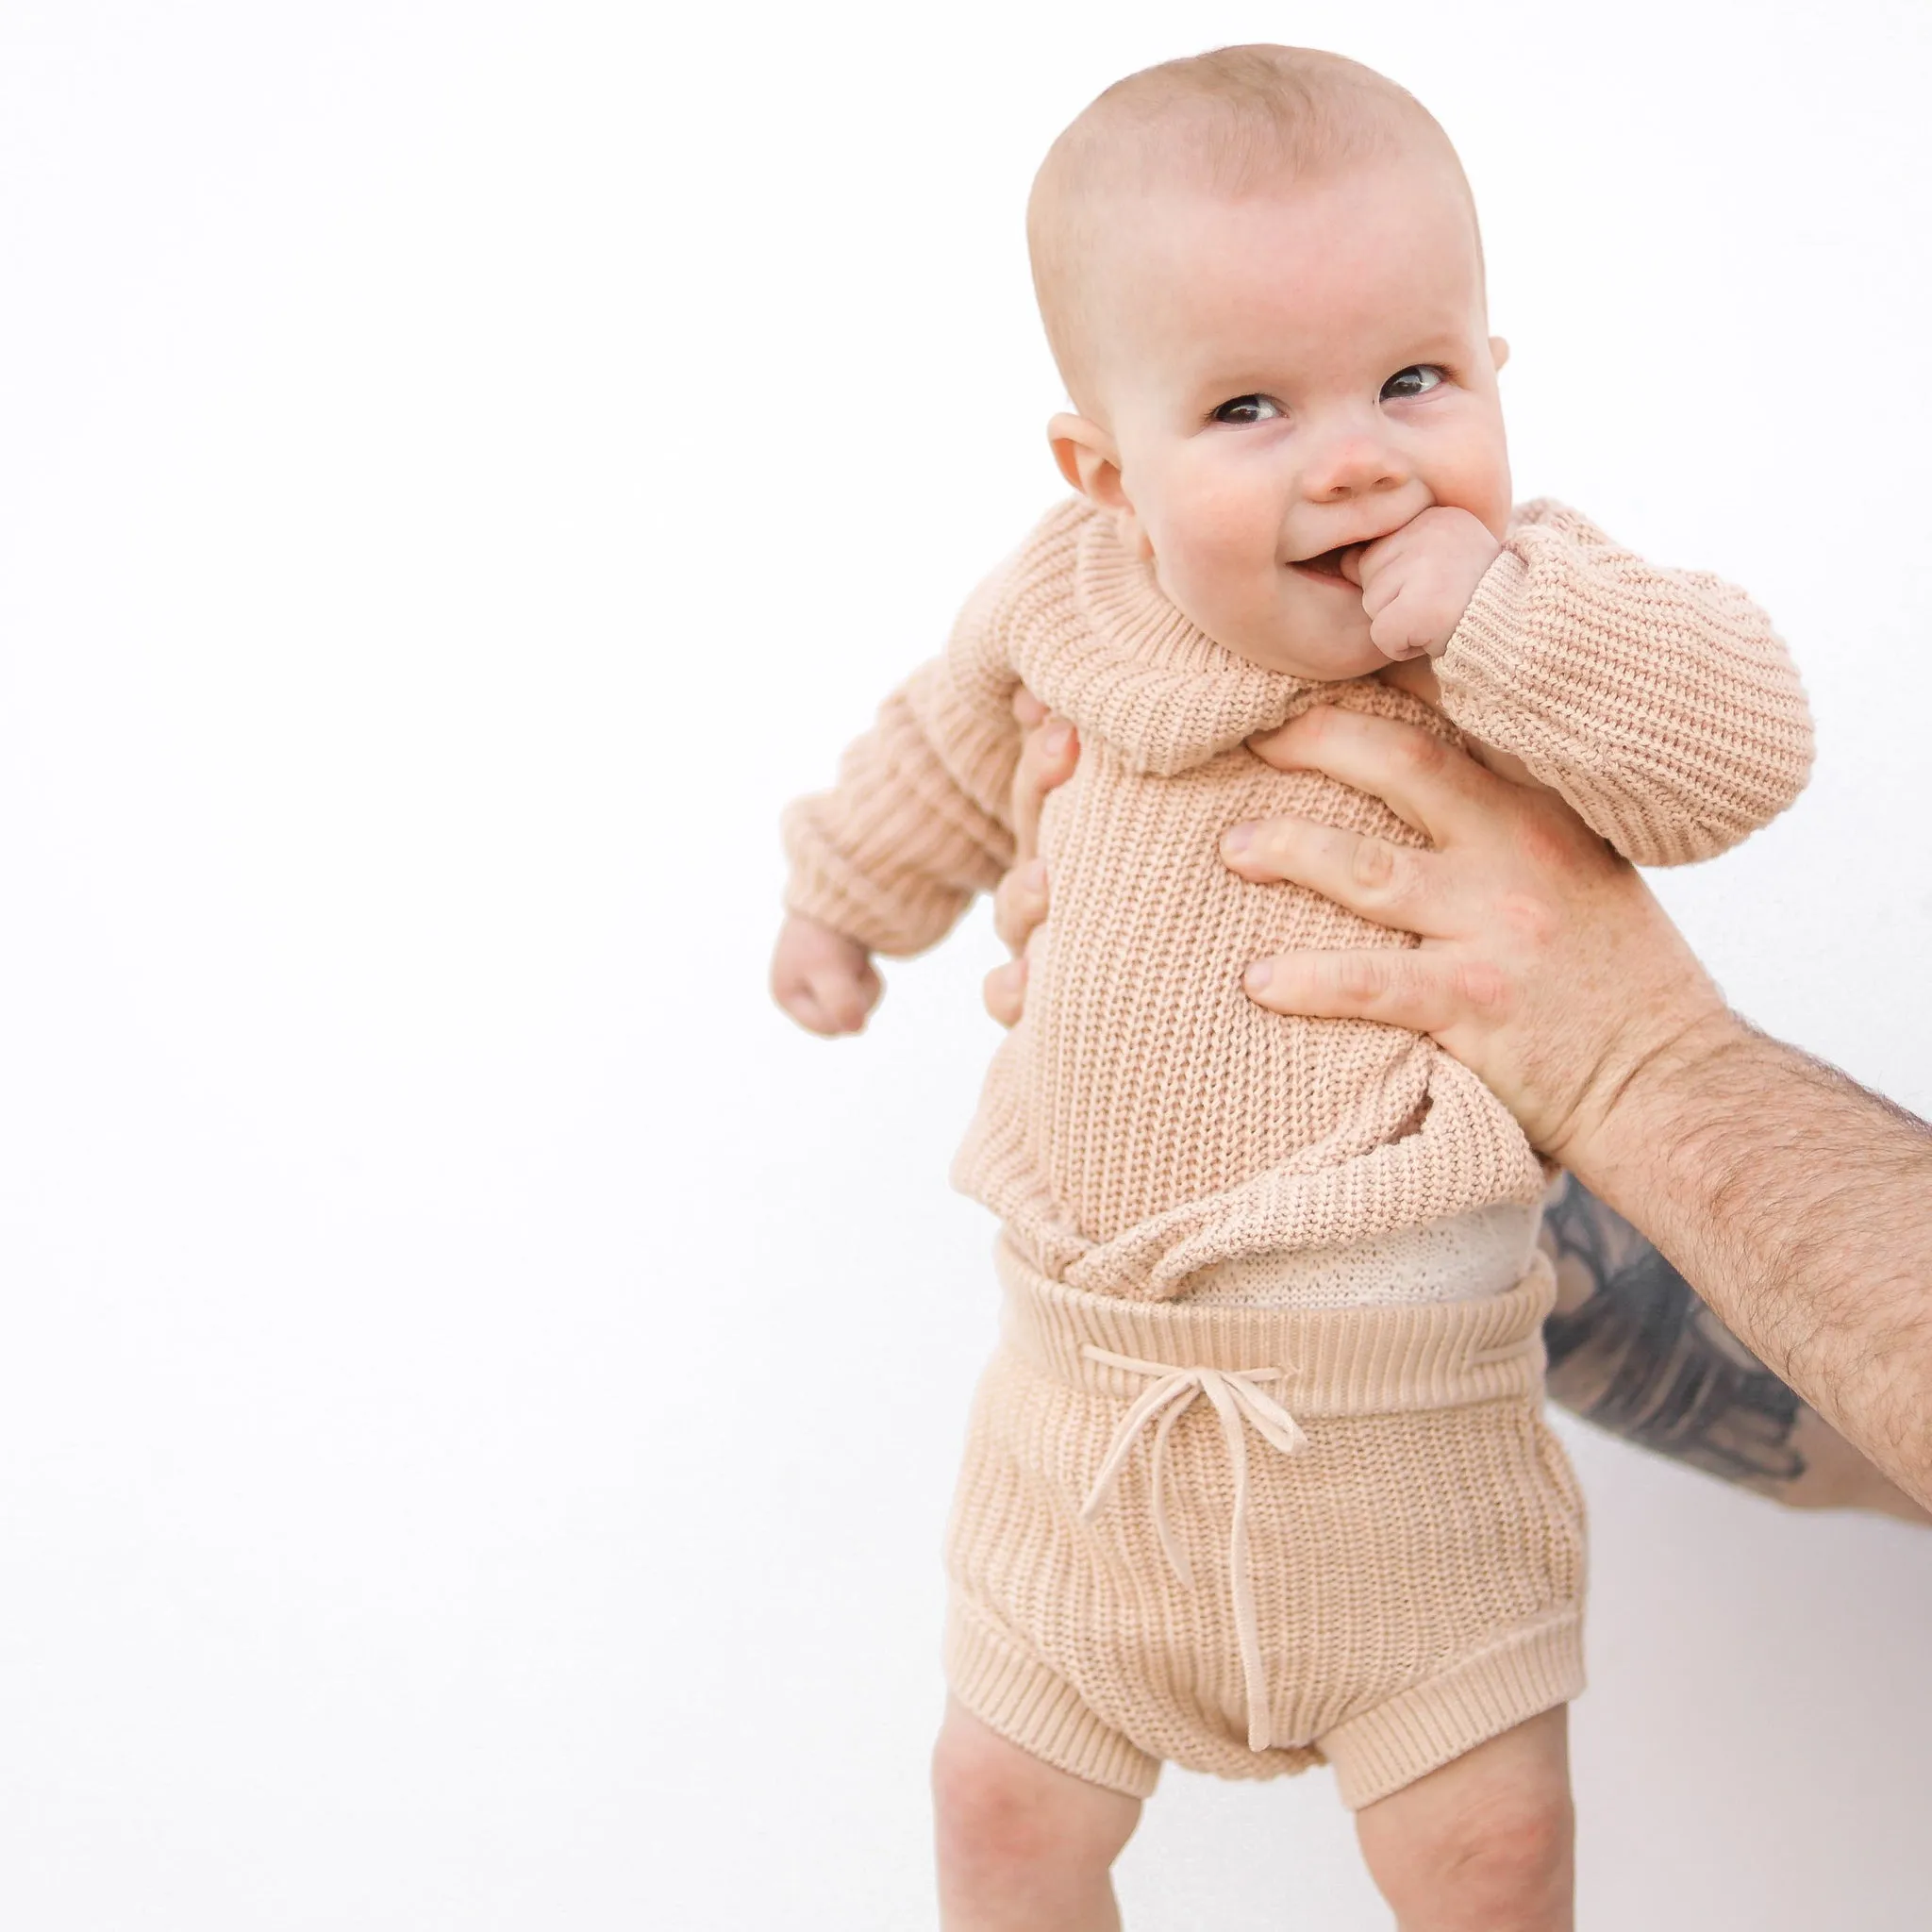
[1027,45,1475,412]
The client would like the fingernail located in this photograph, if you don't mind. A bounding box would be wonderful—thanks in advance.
[1244,960,1272,991]
[1223,824,1253,856]
[1042,722,1071,756]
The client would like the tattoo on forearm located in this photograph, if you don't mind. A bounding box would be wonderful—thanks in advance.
[1541,1174,1807,1490]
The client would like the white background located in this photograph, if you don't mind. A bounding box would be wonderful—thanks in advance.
[2,1,1930,1925]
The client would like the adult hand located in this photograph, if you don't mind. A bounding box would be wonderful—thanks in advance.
[982,690,1079,1026]
[976,687,1932,1516]
[1223,705,1733,1161]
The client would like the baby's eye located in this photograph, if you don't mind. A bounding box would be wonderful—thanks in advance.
[1210,394,1284,425]
[1381,365,1445,401]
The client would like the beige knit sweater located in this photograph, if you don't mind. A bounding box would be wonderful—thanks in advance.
[783,499,1812,1301]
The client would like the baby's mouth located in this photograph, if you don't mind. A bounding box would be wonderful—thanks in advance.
[1290,544,1361,583]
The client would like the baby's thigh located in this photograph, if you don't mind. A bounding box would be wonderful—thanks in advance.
[1353,1707,1574,1932]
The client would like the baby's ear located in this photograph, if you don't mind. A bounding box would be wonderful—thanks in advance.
[1047,413,1149,555]
[1048,412,1124,503]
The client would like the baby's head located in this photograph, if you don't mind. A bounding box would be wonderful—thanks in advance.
[1031,46,1511,680]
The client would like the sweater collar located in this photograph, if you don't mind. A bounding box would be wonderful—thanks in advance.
[1008,502,1324,776]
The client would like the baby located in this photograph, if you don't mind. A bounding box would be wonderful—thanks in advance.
[772,45,1811,1931]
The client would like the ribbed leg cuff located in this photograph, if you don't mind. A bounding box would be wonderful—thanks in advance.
[1322,1609,1587,1810]
[943,1603,1161,1799]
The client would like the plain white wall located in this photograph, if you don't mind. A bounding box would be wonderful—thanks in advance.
[1,1,1929,1926]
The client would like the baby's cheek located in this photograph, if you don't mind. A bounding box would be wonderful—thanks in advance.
[1426,422,1512,539]
[1158,482,1275,591]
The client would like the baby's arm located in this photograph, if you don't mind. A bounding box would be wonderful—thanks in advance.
[774,574,1023,1035]
[1425,501,1813,865]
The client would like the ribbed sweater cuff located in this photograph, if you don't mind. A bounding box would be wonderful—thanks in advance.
[778,853,960,958]
[1436,541,1543,740]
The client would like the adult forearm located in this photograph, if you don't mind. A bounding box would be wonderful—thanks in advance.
[1539,1174,1927,1521]
[1567,1014,1932,1510]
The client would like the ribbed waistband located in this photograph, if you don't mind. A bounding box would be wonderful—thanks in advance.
[994,1237,1555,1416]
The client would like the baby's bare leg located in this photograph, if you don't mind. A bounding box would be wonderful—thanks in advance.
[931,1698,1142,1931]
[1354,1707,1574,1932]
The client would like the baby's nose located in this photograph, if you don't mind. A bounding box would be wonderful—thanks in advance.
[1303,429,1407,501]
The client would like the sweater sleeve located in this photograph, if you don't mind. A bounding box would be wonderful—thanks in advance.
[1433,500,1814,866]
[780,565,1024,957]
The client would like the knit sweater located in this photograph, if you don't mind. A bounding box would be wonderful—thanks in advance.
[783,498,1812,1301]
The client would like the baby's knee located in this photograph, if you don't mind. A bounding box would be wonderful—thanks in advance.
[931,1735,1041,1883]
[1408,1779,1572,1905]
[930,1714,1131,1887]
[1358,1723,1574,1929]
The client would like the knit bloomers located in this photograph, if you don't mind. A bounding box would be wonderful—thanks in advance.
[942,1239,1588,1809]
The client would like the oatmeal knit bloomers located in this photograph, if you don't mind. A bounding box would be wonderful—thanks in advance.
[783,496,1810,1803]
[944,1241,1585,1807]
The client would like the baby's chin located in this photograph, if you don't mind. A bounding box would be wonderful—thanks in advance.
[1214,623,1388,684]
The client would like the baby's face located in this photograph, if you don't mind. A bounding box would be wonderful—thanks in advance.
[1078,159,1511,679]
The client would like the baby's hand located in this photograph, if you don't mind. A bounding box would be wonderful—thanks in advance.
[1343,506,1502,661]
[771,912,883,1037]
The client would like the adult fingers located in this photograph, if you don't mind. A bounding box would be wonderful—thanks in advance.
[993,858,1050,952]
[1241,945,1504,1033]
[1011,715,1078,864]
[1245,706,1507,842]
[1220,816,1454,937]
[983,954,1027,1028]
